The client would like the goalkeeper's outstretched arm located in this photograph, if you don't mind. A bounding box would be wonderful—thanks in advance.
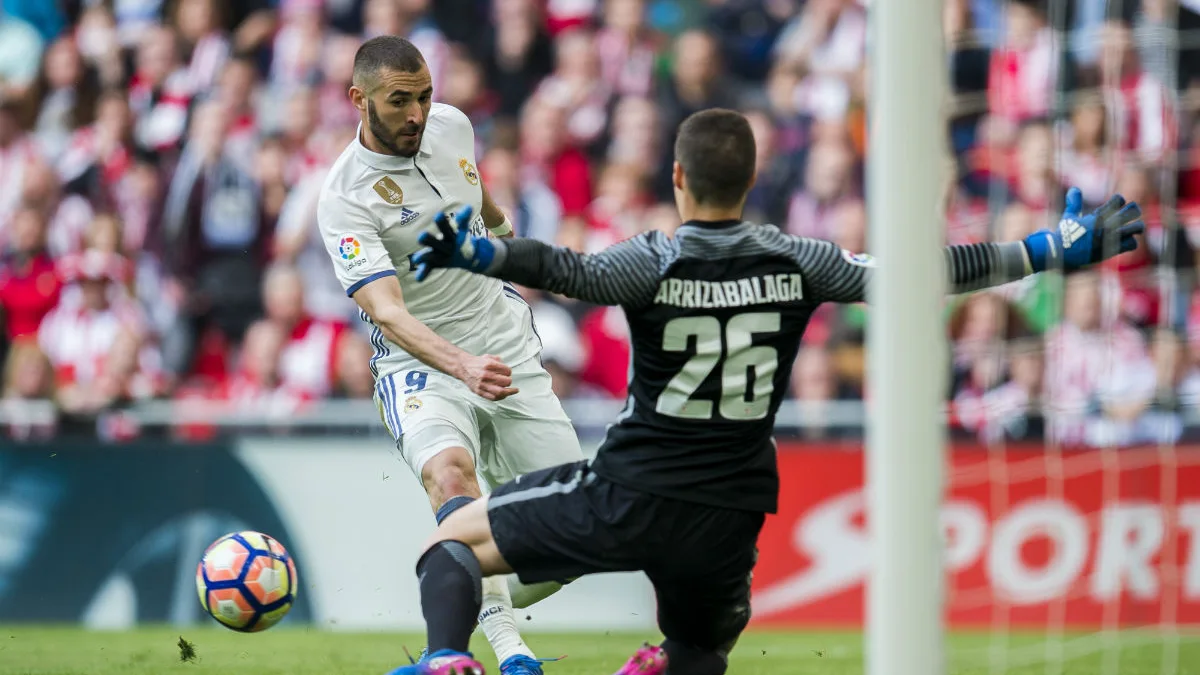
[790,238,1033,304]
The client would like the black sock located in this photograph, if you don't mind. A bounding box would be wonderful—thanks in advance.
[416,540,483,653]
[661,639,729,675]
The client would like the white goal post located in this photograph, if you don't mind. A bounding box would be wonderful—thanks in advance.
[866,1,948,675]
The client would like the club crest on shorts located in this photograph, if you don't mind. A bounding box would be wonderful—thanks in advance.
[372,176,404,204]
[404,396,423,412]
[458,158,479,186]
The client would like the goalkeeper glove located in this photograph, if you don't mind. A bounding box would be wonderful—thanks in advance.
[1022,187,1144,274]
[412,206,495,282]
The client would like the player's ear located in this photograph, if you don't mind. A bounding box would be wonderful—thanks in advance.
[672,161,684,193]
[349,85,367,112]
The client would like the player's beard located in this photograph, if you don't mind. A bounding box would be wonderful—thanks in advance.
[367,99,422,158]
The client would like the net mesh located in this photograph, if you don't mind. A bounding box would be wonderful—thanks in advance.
[942,0,1200,671]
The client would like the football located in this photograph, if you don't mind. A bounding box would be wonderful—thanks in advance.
[196,531,299,632]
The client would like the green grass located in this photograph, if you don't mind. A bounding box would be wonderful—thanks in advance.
[0,626,1198,674]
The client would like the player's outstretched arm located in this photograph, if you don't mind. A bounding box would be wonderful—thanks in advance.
[351,276,519,401]
[413,206,663,307]
[797,187,1144,304]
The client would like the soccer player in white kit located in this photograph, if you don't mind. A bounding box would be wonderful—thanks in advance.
[316,36,581,675]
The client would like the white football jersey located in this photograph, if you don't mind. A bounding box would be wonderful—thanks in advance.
[317,103,539,379]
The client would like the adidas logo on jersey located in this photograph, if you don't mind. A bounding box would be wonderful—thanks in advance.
[1059,218,1086,248]
[400,207,420,226]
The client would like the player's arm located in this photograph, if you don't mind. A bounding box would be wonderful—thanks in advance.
[413,207,663,307]
[318,196,517,400]
[479,183,514,239]
[798,188,1145,303]
[350,276,517,400]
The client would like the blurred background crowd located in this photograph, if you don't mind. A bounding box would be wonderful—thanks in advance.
[0,0,1198,446]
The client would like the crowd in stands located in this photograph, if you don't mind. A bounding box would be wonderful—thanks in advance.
[0,0,1199,446]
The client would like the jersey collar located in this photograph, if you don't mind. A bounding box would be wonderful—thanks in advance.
[353,123,434,171]
[679,219,745,229]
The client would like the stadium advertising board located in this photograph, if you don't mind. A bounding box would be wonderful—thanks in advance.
[752,443,1200,628]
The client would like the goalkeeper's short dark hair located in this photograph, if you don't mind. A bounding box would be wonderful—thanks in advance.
[353,36,426,90]
[674,109,757,209]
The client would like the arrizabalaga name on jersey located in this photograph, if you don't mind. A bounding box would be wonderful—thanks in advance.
[652,274,805,309]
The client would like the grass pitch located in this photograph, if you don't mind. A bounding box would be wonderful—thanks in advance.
[0,626,1198,674]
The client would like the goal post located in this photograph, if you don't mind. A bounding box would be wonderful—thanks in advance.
[865,0,948,674]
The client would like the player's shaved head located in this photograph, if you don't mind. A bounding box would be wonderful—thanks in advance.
[352,35,426,92]
[674,109,757,209]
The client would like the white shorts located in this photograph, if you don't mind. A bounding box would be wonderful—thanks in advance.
[374,357,584,490]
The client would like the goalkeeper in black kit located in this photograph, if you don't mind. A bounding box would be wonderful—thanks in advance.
[383,109,1144,675]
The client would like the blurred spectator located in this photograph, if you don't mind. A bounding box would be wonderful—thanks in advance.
[256,264,351,399]
[486,0,554,117]
[274,125,357,322]
[985,0,1058,140]
[1,340,55,439]
[578,305,630,399]
[363,0,449,95]
[655,30,733,199]
[75,5,124,88]
[585,163,650,252]
[607,96,663,181]
[707,0,794,82]
[318,34,364,132]
[790,344,857,440]
[0,206,60,343]
[28,37,101,161]
[224,319,311,413]
[1044,271,1153,445]
[0,101,36,230]
[38,249,152,415]
[21,159,94,258]
[1059,92,1112,205]
[955,337,1046,443]
[829,199,866,255]
[332,331,375,399]
[1098,327,1200,445]
[161,100,271,377]
[525,294,588,399]
[774,0,867,121]
[440,46,497,154]
[174,0,231,94]
[479,144,562,243]
[519,96,590,244]
[130,26,194,153]
[535,29,610,152]
[212,55,261,171]
[270,0,326,95]
[743,109,799,226]
[0,6,45,101]
[597,0,662,98]
[1100,16,1176,166]
[786,133,857,239]
[1009,119,1058,209]
[947,292,1030,397]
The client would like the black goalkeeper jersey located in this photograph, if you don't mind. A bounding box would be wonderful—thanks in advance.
[487,219,1029,513]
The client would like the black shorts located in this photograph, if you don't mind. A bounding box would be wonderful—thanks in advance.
[488,460,764,651]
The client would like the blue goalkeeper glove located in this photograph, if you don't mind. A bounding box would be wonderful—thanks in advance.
[412,206,495,282]
[1022,187,1144,274]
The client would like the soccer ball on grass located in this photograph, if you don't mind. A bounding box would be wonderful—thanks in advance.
[196,531,298,632]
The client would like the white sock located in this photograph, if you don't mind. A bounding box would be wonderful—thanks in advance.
[478,575,534,663]
[506,576,563,609]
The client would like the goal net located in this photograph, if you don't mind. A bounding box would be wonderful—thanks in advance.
[754,0,1200,672]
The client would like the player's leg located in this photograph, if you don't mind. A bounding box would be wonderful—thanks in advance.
[642,508,764,675]
[410,461,641,664]
[382,370,536,669]
[485,358,587,608]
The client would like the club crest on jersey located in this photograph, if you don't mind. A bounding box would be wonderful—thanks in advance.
[404,396,422,412]
[372,176,404,205]
[841,249,876,268]
[458,158,479,185]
